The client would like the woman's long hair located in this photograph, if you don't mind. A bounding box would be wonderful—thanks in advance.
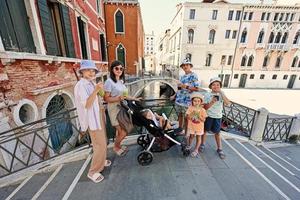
[110,60,125,83]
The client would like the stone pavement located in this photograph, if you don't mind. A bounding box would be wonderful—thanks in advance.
[1,135,300,200]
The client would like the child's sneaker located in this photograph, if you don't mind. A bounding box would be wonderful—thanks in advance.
[217,149,226,159]
[199,144,205,153]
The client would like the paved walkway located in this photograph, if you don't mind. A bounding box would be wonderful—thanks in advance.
[1,136,300,200]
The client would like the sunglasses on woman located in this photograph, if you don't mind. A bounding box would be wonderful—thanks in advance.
[114,67,124,71]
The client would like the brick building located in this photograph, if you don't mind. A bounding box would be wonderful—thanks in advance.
[0,0,108,161]
[104,0,144,75]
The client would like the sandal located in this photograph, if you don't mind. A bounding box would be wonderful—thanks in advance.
[217,149,226,159]
[121,145,129,152]
[191,151,199,158]
[114,148,127,156]
[87,172,104,183]
[199,144,205,153]
[104,160,112,167]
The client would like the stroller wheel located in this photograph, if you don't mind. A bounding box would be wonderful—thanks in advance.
[137,135,150,149]
[137,151,153,166]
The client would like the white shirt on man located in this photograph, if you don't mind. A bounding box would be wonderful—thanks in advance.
[74,78,102,131]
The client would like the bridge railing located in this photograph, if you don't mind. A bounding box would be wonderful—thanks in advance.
[222,101,257,137]
[262,114,296,142]
[0,108,89,178]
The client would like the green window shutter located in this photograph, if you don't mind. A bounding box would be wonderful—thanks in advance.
[37,0,59,56]
[6,0,36,53]
[0,0,19,51]
[60,4,75,58]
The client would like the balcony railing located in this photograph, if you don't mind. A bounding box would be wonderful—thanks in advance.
[266,43,289,51]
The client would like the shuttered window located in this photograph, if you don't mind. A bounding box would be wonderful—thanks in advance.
[37,0,75,57]
[0,0,35,53]
[77,17,88,59]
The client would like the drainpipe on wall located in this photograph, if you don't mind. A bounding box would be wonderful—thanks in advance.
[229,6,245,88]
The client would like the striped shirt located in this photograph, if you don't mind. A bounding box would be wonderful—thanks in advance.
[74,78,102,131]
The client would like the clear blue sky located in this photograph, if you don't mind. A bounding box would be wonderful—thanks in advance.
[139,0,299,36]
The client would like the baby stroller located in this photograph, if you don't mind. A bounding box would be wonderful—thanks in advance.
[119,100,190,166]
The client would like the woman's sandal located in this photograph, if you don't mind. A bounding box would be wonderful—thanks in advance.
[104,160,112,167]
[87,172,104,183]
[114,148,127,156]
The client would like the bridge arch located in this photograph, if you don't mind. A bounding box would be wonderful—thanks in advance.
[132,79,177,97]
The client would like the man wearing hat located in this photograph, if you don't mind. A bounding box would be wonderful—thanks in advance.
[174,59,201,130]
[74,60,111,183]
[202,77,230,159]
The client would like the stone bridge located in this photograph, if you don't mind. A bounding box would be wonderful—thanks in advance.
[125,76,178,97]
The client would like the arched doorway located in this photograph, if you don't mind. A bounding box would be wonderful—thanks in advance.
[46,94,74,152]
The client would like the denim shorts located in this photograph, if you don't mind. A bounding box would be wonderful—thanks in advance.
[204,117,222,134]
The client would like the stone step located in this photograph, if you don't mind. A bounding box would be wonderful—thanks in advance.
[227,139,300,200]
[0,182,20,200]
[36,160,85,200]
[243,142,300,188]
[206,137,285,200]
[258,145,300,176]
[11,172,52,200]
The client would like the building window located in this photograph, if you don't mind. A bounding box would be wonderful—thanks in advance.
[208,29,216,44]
[232,30,237,39]
[260,74,265,79]
[228,10,234,20]
[247,55,254,67]
[275,32,282,43]
[241,55,247,66]
[0,0,35,53]
[279,13,284,21]
[257,30,264,43]
[298,61,300,68]
[189,9,195,19]
[236,11,241,21]
[268,32,275,43]
[116,43,126,65]
[115,10,124,33]
[263,56,269,67]
[290,13,295,21]
[286,13,290,21]
[293,31,300,44]
[283,75,288,80]
[275,56,282,68]
[221,55,226,64]
[188,29,194,44]
[96,0,101,15]
[100,34,107,61]
[274,13,279,21]
[291,56,298,67]
[240,29,247,43]
[250,74,255,79]
[77,17,89,59]
[234,74,239,79]
[225,30,231,39]
[281,32,288,43]
[227,55,233,65]
[243,12,247,20]
[212,10,218,20]
[272,75,277,79]
[261,12,266,20]
[205,54,212,66]
[266,13,271,20]
[38,1,75,57]
[248,12,253,20]
[186,53,192,62]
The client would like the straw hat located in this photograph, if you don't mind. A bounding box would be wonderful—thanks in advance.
[190,92,204,102]
[209,77,222,88]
